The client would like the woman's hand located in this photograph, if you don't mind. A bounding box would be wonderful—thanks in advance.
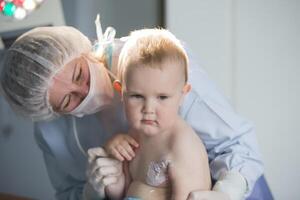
[187,171,247,200]
[104,134,139,161]
[187,190,230,200]
[85,147,124,199]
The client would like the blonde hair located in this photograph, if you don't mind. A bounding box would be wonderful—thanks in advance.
[118,28,188,84]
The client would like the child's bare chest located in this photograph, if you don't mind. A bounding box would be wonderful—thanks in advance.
[129,144,171,187]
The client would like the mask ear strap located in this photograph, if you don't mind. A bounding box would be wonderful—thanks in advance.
[113,80,122,93]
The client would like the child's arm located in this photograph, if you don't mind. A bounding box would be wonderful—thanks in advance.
[104,134,139,161]
[168,129,211,200]
[104,134,137,199]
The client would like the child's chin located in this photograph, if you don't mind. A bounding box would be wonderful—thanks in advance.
[143,131,158,137]
[138,127,159,136]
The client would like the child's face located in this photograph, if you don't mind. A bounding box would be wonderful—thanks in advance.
[122,59,189,136]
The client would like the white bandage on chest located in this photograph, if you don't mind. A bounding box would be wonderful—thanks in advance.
[146,159,171,187]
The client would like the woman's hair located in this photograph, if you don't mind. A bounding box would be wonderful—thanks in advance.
[118,28,188,84]
[0,26,92,121]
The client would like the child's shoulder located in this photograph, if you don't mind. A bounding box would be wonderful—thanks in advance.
[169,118,204,154]
[172,118,198,137]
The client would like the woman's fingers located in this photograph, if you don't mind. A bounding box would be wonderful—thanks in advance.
[102,176,118,186]
[89,156,120,176]
[87,147,108,163]
[97,165,120,176]
[95,156,120,167]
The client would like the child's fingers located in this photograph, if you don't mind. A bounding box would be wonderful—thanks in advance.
[125,136,139,148]
[122,142,135,158]
[112,148,125,161]
[117,145,133,161]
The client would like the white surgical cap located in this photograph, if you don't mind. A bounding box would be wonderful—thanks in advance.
[0,26,92,121]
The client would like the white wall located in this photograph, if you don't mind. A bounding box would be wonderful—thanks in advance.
[166,0,234,98]
[235,1,300,199]
[166,0,300,199]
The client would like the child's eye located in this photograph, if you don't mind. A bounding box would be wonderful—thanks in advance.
[131,94,143,99]
[158,95,168,100]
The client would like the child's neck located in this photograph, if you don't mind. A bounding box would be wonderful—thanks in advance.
[129,117,183,146]
[138,128,177,147]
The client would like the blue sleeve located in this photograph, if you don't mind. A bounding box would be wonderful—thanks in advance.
[181,45,264,195]
[34,121,85,200]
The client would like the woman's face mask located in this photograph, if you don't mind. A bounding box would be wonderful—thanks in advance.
[48,55,115,117]
[68,56,114,117]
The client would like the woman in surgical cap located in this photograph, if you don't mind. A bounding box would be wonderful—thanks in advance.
[0,26,272,200]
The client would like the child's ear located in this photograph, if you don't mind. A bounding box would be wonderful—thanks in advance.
[113,80,122,94]
[182,83,191,95]
[179,84,191,106]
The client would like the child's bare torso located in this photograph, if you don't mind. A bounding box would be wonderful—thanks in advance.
[126,181,169,200]
[125,118,211,199]
[126,132,172,200]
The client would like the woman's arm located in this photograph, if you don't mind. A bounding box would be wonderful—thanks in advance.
[34,119,124,200]
[181,45,263,197]
[34,122,87,200]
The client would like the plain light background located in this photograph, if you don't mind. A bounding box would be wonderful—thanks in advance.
[166,0,300,199]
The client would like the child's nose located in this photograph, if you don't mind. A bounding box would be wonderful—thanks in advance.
[143,99,155,114]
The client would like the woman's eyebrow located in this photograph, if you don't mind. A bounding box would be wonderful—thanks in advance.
[72,63,78,82]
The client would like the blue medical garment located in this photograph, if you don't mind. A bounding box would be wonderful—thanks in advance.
[247,176,273,200]
[34,44,265,199]
[124,197,142,200]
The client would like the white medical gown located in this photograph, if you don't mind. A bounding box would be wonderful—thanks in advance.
[34,46,263,199]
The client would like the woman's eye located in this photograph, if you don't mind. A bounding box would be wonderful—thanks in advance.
[61,94,71,111]
[73,64,82,83]
[75,67,82,82]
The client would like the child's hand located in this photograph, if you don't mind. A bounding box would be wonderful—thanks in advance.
[105,134,139,161]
